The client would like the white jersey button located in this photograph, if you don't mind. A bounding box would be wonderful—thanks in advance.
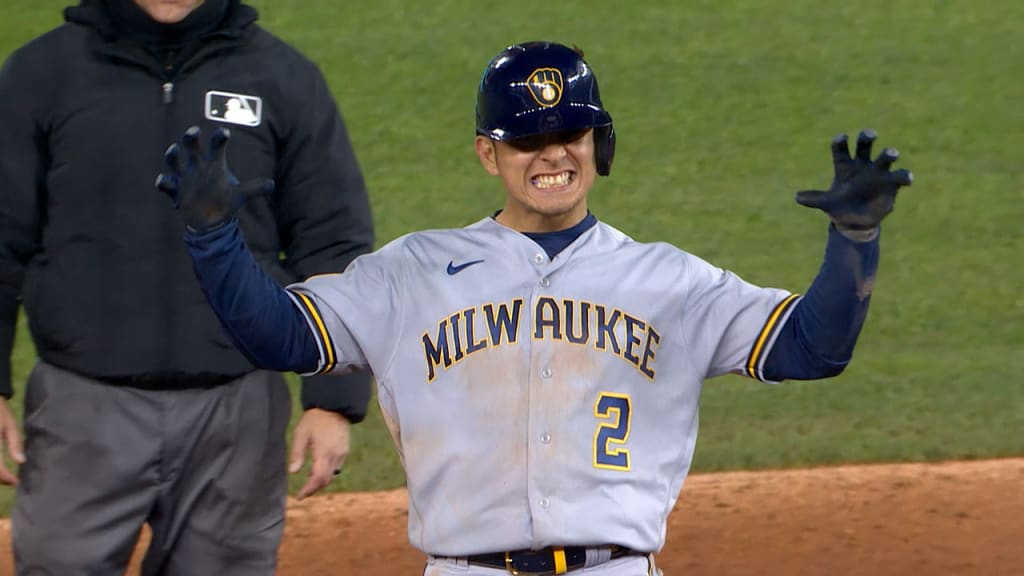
[540,497,550,509]
[533,253,545,264]
[539,277,551,287]
[541,368,552,379]
[540,433,551,444]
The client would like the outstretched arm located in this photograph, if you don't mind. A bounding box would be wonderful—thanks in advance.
[185,219,320,373]
[158,126,320,373]
[160,126,376,499]
[761,129,913,381]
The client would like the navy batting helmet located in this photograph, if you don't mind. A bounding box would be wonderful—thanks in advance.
[476,41,616,176]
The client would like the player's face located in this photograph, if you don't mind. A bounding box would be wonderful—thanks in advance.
[133,0,206,24]
[475,128,597,233]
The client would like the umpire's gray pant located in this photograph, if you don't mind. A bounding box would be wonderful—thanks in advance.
[12,361,291,576]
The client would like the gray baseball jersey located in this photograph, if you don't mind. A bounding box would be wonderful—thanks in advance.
[288,217,795,556]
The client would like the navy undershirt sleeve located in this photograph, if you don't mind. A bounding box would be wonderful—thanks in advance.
[184,219,320,373]
[762,225,880,381]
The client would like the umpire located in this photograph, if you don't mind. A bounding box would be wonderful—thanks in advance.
[0,0,374,574]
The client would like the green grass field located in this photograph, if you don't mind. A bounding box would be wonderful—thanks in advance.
[1,1,1021,517]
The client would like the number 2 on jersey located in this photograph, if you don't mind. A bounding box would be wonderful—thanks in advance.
[593,392,631,471]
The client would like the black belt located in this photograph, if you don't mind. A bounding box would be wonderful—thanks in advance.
[99,371,250,390]
[464,545,641,575]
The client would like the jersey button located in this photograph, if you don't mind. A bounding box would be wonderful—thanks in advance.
[533,253,545,264]
[539,277,551,287]
[541,368,552,379]
[540,497,550,509]
[540,433,551,444]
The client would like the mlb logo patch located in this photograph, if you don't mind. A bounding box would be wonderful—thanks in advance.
[205,90,262,127]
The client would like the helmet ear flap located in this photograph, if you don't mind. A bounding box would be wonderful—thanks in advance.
[594,125,616,176]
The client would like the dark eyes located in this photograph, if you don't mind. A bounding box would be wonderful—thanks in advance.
[506,129,590,152]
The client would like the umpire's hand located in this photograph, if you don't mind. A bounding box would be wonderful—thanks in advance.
[289,408,352,499]
[796,129,913,231]
[0,397,25,485]
[156,126,274,232]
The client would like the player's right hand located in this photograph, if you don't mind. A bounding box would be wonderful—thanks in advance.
[156,126,275,233]
[0,397,25,486]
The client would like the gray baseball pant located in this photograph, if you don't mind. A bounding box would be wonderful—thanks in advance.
[12,361,291,576]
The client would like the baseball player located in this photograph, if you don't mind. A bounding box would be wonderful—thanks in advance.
[157,42,913,576]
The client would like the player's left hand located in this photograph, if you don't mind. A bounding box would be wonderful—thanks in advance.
[289,408,352,500]
[795,129,913,231]
[156,126,274,232]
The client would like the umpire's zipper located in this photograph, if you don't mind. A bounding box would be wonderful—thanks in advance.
[162,49,176,104]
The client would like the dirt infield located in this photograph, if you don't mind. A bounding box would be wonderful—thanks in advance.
[1,458,1020,575]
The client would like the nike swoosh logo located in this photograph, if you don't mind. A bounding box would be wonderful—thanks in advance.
[447,259,485,275]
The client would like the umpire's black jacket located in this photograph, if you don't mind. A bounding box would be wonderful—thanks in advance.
[0,0,375,419]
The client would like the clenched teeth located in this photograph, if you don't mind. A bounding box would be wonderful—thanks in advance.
[532,171,573,189]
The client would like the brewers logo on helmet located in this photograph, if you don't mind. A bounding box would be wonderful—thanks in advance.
[526,68,564,107]
[476,41,616,175]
